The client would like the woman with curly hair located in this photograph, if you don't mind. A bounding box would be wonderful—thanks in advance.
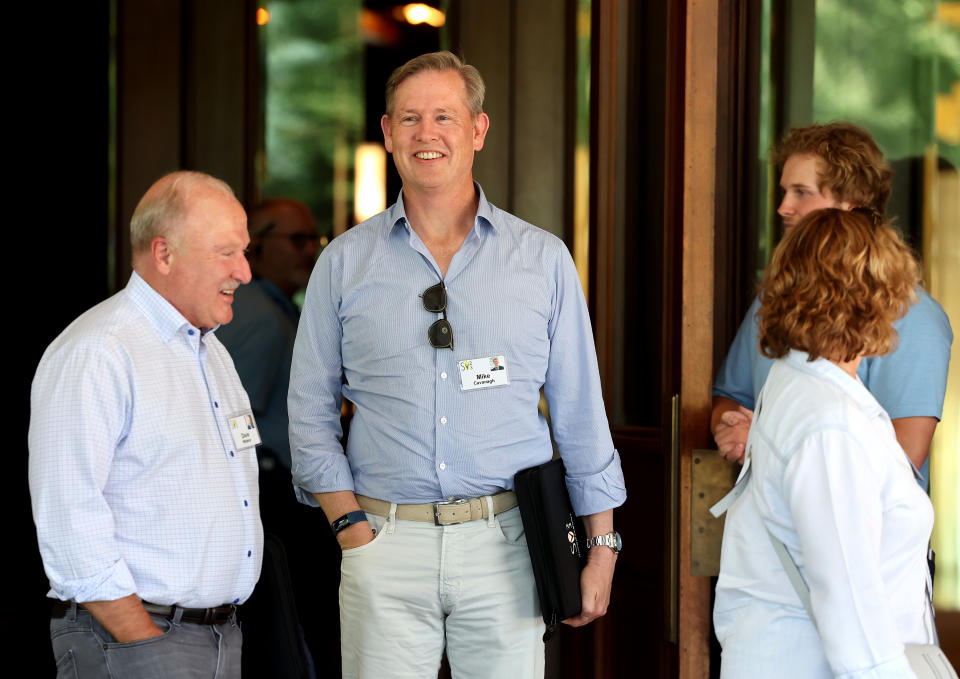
[713,208,940,677]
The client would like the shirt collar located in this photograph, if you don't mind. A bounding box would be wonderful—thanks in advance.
[386,182,499,239]
[125,271,202,344]
[783,349,884,418]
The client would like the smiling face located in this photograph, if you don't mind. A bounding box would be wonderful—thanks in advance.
[777,154,852,230]
[380,69,489,198]
[163,186,252,330]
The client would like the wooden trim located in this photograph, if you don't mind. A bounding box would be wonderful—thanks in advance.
[714,0,763,362]
[680,0,719,677]
[243,0,260,207]
[563,0,578,247]
[589,0,624,410]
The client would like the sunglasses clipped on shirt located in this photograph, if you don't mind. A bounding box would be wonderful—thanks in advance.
[420,281,454,350]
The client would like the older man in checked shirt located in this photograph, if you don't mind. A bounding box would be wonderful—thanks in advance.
[29,171,262,678]
[289,51,626,679]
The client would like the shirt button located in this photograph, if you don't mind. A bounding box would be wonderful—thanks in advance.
[187,329,195,336]
[230,451,235,457]
[243,500,248,507]
[441,372,447,379]
[439,462,446,470]
[440,416,447,424]
[247,550,252,557]
[233,598,240,604]
[214,401,219,408]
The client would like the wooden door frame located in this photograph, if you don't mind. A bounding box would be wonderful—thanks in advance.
[678,1,719,677]
[591,0,720,676]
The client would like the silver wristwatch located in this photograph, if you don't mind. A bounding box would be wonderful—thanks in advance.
[587,531,622,555]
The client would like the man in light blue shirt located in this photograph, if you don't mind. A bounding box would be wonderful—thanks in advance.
[289,52,626,678]
[29,171,263,678]
[711,123,953,489]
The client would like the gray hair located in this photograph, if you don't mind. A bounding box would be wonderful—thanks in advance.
[130,171,235,254]
[385,51,485,117]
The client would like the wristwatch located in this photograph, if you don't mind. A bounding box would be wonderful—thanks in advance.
[587,531,622,555]
[330,510,368,535]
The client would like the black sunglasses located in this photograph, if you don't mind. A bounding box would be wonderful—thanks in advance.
[420,281,454,350]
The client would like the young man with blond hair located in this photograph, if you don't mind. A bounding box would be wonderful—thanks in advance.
[712,122,953,487]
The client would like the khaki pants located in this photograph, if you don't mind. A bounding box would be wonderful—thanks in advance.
[339,506,544,679]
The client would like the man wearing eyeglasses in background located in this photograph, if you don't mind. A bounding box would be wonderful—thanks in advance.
[289,51,626,678]
[219,198,319,473]
[217,198,324,674]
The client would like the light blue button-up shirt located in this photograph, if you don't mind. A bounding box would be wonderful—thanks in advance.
[289,187,625,517]
[29,272,263,607]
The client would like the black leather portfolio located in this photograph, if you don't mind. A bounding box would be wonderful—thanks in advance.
[514,458,586,641]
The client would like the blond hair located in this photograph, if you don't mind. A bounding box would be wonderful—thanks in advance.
[774,122,892,213]
[384,51,485,117]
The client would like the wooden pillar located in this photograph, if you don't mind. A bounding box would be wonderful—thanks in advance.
[680,0,719,677]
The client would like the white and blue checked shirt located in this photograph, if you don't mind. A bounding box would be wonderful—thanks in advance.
[290,186,626,516]
[29,272,263,608]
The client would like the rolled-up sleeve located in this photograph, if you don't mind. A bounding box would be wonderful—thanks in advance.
[289,246,355,505]
[543,243,626,517]
[29,343,138,603]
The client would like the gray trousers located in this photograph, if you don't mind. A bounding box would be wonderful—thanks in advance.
[50,603,242,679]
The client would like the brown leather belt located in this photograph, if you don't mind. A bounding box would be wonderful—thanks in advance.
[51,600,236,625]
[356,490,517,525]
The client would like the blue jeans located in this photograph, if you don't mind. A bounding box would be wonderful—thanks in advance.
[50,603,242,679]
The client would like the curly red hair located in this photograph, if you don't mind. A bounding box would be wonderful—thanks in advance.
[774,122,892,214]
[757,208,919,362]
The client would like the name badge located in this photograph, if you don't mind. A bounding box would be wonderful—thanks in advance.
[228,411,262,450]
[458,355,510,391]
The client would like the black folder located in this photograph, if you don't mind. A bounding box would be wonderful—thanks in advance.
[514,458,586,641]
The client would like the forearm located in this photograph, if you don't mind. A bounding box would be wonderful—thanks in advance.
[314,489,364,524]
[892,416,938,470]
[564,509,617,627]
[314,490,372,549]
[583,509,616,567]
[711,396,741,437]
[83,594,163,643]
[582,510,613,540]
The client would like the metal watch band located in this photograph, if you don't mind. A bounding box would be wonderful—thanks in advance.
[587,531,622,555]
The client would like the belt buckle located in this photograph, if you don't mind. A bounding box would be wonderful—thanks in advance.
[433,498,468,526]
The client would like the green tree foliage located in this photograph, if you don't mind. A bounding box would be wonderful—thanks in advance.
[260,0,364,238]
[813,0,960,169]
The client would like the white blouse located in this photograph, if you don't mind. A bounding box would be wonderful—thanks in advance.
[714,350,935,678]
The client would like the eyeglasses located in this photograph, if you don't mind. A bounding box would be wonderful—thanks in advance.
[420,281,454,350]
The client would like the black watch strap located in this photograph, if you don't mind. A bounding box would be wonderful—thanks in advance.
[331,510,368,535]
